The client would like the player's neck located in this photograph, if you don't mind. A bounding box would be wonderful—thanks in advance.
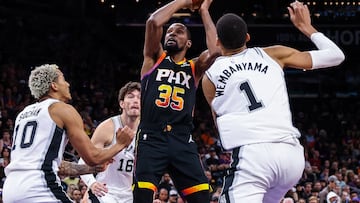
[120,114,139,131]
[38,94,53,102]
[222,47,246,56]
[168,51,187,63]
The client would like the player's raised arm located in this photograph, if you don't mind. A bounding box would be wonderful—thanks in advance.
[142,0,194,76]
[266,1,345,70]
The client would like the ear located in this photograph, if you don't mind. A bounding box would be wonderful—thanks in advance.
[50,82,58,91]
[186,40,192,48]
[119,100,125,110]
[245,33,250,43]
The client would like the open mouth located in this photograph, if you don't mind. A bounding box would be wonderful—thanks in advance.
[166,38,176,45]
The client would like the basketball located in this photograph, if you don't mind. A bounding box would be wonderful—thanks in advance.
[191,0,204,10]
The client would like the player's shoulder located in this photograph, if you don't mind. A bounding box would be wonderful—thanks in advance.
[91,117,115,145]
[49,101,76,113]
[262,45,295,57]
[97,117,116,130]
[48,101,82,123]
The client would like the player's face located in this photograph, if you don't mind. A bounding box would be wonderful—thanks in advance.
[120,89,140,118]
[54,70,72,102]
[164,23,190,54]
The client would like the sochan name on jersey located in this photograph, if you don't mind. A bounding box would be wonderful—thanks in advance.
[215,62,268,97]
[18,107,41,121]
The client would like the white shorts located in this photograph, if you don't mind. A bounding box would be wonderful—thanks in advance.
[89,188,133,203]
[220,141,305,203]
[3,170,72,203]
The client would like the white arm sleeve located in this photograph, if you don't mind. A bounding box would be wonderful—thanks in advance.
[78,158,97,187]
[308,32,345,69]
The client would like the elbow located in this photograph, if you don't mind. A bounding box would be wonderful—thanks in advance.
[81,157,99,167]
[146,15,161,28]
[330,49,345,67]
[335,51,345,66]
[309,49,345,69]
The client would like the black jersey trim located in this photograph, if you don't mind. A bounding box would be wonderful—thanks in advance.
[41,126,72,202]
[222,147,240,203]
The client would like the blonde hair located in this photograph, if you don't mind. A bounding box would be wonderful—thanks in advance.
[28,64,60,99]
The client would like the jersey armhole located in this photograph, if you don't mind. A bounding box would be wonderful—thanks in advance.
[141,52,167,80]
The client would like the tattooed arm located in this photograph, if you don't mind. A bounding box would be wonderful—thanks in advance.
[58,160,107,176]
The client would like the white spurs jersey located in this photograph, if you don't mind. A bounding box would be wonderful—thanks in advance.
[4,98,71,202]
[206,48,300,150]
[95,115,134,202]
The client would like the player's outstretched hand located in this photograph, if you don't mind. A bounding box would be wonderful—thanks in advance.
[287,1,316,37]
[288,1,311,25]
[90,181,108,197]
[199,0,212,12]
[187,0,204,12]
[115,126,134,148]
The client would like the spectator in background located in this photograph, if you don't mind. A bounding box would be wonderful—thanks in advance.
[320,175,339,203]
[168,189,179,203]
[0,129,12,153]
[158,172,174,193]
[0,146,10,168]
[206,147,220,182]
[340,190,351,203]
[63,175,80,188]
[158,187,169,203]
[67,183,79,200]
[298,198,306,203]
[282,197,295,203]
[301,182,314,200]
[327,191,340,203]
[351,197,360,203]
[71,188,83,203]
[313,180,323,192]
[308,195,320,203]
[205,169,217,191]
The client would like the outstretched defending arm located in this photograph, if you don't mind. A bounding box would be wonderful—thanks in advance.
[287,1,345,69]
[266,1,345,70]
[194,0,221,82]
[142,0,195,76]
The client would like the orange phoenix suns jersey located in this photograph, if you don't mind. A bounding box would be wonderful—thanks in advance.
[140,52,196,129]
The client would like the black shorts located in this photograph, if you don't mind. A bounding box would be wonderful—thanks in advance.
[134,127,209,195]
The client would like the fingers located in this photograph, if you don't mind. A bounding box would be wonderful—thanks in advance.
[290,1,307,11]
[287,6,294,16]
[116,126,135,147]
[91,182,108,197]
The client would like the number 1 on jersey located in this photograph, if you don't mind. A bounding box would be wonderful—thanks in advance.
[239,81,263,112]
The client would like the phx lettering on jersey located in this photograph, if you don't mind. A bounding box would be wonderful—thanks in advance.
[215,62,268,97]
[156,68,192,89]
